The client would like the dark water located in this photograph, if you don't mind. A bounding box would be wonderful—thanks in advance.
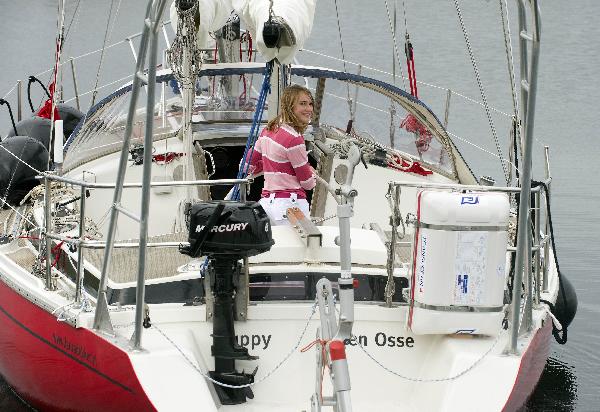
[1,1,598,410]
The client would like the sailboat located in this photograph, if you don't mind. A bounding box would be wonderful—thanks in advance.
[0,0,577,410]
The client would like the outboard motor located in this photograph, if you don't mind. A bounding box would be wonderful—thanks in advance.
[180,201,273,405]
[0,136,49,207]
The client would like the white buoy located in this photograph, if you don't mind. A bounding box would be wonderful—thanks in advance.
[54,119,63,165]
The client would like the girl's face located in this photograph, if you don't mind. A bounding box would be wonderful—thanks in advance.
[292,92,313,126]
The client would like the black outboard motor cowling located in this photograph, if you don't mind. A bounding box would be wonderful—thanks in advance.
[181,201,273,258]
[180,201,273,405]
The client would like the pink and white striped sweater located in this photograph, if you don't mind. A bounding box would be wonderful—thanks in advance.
[245,124,316,199]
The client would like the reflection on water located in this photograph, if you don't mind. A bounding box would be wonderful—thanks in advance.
[526,357,578,411]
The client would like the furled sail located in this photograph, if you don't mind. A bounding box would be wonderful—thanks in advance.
[170,0,316,64]
[230,0,316,63]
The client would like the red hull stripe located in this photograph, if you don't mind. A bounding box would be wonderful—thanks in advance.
[0,302,133,393]
[0,279,157,412]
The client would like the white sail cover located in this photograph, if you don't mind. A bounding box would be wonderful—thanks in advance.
[170,0,316,64]
[169,0,231,50]
[230,0,316,64]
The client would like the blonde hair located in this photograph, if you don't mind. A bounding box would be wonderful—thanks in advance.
[266,84,314,133]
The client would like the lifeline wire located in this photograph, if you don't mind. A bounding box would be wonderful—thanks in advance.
[152,301,318,389]
[355,330,503,382]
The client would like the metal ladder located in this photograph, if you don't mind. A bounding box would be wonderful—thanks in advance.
[92,0,169,350]
[508,0,542,353]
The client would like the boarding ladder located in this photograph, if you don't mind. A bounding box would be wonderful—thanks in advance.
[508,0,542,353]
[92,0,169,349]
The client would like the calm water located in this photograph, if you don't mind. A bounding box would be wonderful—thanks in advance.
[1,1,599,410]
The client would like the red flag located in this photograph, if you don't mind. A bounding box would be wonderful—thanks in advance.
[37,82,60,120]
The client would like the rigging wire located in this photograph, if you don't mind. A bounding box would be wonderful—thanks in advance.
[332,0,353,123]
[451,0,510,185]
[499,0,521,185]
[64,0,82,42]
[383,1,408,91]
[499,0,520,121]
[90,0,123,108]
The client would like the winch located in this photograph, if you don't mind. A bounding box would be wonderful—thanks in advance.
[180,201,273,405]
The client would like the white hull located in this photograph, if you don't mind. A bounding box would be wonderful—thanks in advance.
[0,1,565,410]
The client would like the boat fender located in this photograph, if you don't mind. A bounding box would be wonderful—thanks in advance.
[532,180,578,345]
[542,275,577,345]
[554,275,578,328]
[0,136,49,206]
[5,105,83,150]
[5,116,52,150]
[56,104,84,140]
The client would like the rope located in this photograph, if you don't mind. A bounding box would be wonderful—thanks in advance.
[169,0,203,87]
[355,329,503,382]
[300,337,330,402]
[0,143,47,176]
[383,0,405,148]
[452,0,509,185]
[152,301,318,389]
[404,35,418,98]
[0,98,18,136]
[27,76,51,113]
[1,202,38,230]
[44,0,67,171]
[232,62,273,200]
[532,180,569,345]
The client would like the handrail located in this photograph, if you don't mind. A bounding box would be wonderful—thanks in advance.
[389,178,550,194]
[37,173,251,189]
[41,172,252,327]
[47,233,188,249]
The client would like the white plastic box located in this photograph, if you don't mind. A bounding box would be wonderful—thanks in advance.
[408,190,510,335]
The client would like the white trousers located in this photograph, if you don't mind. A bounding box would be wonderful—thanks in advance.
[259,193,310,226]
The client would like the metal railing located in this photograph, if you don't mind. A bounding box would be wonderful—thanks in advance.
[387,167,552,348]
[39,172,251,307]
[1,20,174,136]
